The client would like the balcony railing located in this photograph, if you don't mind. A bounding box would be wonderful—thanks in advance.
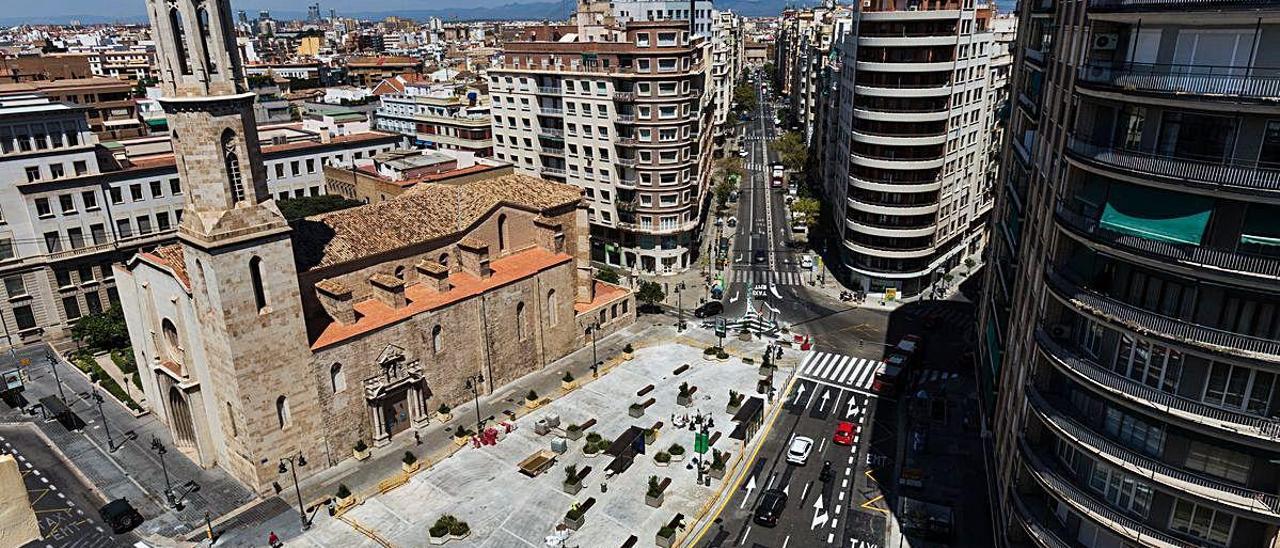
[1026,385,1280,517]
[1019,438,1198,548]
[617,176,637,188]
[1066,137,1280,195]
[613,91,636,101]
[1045,266,1280,359]
[536,86,562,94]
[538,107,564,116]
[1088,0,1275,11]
[615,157,639,167]
[1054,204,1280,280]
[1079,62,1280,100]
[541,166,566,176]
[537,127,564,138]
[1010,490,1073,548]
[615,114,636,123]
[540,147,564,156]
[1034,329,1280,441]
[616,137,638,146]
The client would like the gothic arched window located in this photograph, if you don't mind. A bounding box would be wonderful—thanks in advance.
[221,129,245,203]
[516,302,527,341]
[249,256,267,312]
[432,325,443,354]
[276,395,291,429]
[547,289,558,327]
[497,214,508,253]
[168,7,191,75]
[196,2,218,75]
[330,363,345,393]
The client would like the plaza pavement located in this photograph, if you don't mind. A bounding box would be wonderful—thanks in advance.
[288,336,786,548]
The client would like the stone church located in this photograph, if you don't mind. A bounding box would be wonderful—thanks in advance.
[115,0,634,493]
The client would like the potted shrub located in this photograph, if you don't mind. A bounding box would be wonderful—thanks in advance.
[352,439,370,461]
[565,423,583,440]
[449,519,470,541]
[644,426,658,445]
[656,525,677,548]
[561,371,576,391]
[676,382,693,407]
[709,450,728,480]
[717,348,730,361]
[726,390,744,414]
[703,346,719,361]
[654,451,671,467]
[453,427,472,446]
[623,343,635,360]
[629,402,645,418]
[583,437,601,458]
[436,403,452,422]
[668,443,686,463]
[429,515,453,545]
[645,475,665,508]
[525,390,540,409]
[402,451,419,473]
[563,464,582,495]
[564,506,585,531]
[335,483,356,510]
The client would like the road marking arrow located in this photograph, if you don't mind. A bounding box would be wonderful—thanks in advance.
[817,389,832,412]
[811,496,828,529]
[847,396,859,419]
[729,290,740,304]
[769,283,783,299]
[783,482,790,496]
[792,384,807,406]
[740,475,757,509]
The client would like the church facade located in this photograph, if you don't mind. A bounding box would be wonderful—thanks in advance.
[115,0,633,492]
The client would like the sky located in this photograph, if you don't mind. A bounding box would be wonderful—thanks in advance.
[9,0,514,19]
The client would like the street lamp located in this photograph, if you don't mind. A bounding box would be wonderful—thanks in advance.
[278,452,309,531]
[89,389,117,452]
[45,352,66,404]
[463,374,485,434]
[150,436,176,507]
[588,321,601,378]
[675,282,687,332]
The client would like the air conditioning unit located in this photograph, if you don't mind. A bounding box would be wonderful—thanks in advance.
[1092,33,1119,50]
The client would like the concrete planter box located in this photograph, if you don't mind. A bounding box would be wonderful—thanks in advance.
[624,352,634,361]
[669,452,685,462]
[655,460,669,467]
[726,402,741,415]
[758,365,775,376]
[402,461,420,474]
[656,531,675,548]
[561,380,577,391]
[564,514,585,531]
[525,399,540,410]
[337,495,357,511]
[629,405,645,418]
[709,466,726,480]
[450,531,470,542]
[676,394,692,407]
[645,492,665,508]
[453,436,470,447]
[436,412,452,423]
[563,481,582,495]
[566,428,583,440]
[429,533,448,545]
[353,448,370,461]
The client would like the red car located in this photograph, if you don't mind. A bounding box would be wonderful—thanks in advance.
[833,421,857,446]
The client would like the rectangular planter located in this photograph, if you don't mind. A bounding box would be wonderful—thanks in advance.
[564,515,585,531]
[656,532,675,548]
[645,493,664,508]
[428,534,447,545]
[629,406,645,418]
[563,481,582,495]
[677,395,692,407]
[566,428,583,440]
[709,466,726,480]
[670,453,685,462]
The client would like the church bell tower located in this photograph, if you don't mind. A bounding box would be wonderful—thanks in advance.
[146,0,321,492]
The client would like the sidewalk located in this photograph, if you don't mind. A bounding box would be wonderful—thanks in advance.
[0,342,255,541]
[199,316,668,547]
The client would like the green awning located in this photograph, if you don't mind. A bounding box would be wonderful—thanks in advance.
[1241,205,1280,247]
[1100,184,1212,245]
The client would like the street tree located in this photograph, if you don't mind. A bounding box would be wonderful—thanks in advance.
[791,197,821,228]
[70,304,130,351]
[636,281,666,309]
[714,177,735,210]
[733,83,757,113]
[772,131,808,173]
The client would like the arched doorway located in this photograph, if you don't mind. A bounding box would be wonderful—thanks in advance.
[168,386,197,449]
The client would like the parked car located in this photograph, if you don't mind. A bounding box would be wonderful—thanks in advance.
[753,250,768,264]
[738,147,749,157]
[801,255,815,270]
[99,499,144,534]
[753,488,788,527]
[694,301,724,318]
[727,216,738,228]
[833,421,856,446]
[786,436,814,465]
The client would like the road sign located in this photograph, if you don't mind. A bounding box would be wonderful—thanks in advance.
[694,433,710,454]
[715,319,727,338]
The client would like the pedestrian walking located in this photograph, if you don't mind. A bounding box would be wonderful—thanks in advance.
[268,531,280,547]
[414,431,421,446]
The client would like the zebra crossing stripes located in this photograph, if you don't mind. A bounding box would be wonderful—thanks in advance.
[798,351,884,394]
[730,269,805,286]
[911,369,961,386]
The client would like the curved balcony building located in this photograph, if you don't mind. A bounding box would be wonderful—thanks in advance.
[981,1,1280,547]
[828,0,999,297]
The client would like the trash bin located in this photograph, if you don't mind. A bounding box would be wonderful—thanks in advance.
[550,437,568,454]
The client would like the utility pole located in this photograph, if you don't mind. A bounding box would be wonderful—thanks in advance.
[675,282,687,332]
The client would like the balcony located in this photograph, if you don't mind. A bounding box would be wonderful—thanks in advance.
[848,196,940,216]
[852,107,948,123]
[536,86,562,95]
[1078,63,1280,102]
[849,129,947,147]
[1066,137,1280,197]
[616,137,638,146]
[1026,385,1280,518]
[46,241,116,261]
[1034,328,1280,443]
[1044,266,1280,360]
[538,107,564,116]
[850,150,945,170]
[1088,0,1274,11]
[1054,204,1280,283]
[615,199,637,213]
[541,166,566,176]
[540,147,565,156]
[1018,438,1198,548]
[847,174,943,193]
[615,157,639,168]
[537,127,564,139]
[615,114,636,123]
[613,91,636,101]
[1010,490,1073,548]
[616,176,638,188]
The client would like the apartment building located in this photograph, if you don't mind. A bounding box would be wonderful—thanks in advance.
[610,0,717,37]
[776,5,851,140]
[375,82,495,157]
[709,10,745,146]
[345,56,423,87]
[79,46,157,81]
[489,11,715,275]
[0,95,400,348]
[324,149,512,203]
[819,0,997,298]
[0,78,144,140]
[980,1,1280,547]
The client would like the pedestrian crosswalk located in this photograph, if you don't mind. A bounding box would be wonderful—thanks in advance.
[910,369,961,387]
[729,268,806,286]
[798,351,884,394]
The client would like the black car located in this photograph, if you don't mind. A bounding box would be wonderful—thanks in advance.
[753,488,788,527]
[694,301,724,318]
[99,498,144,534]
[753,250,767,264]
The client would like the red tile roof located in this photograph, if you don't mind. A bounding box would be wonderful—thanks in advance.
[575,280,630,314]
[138,244,190,291]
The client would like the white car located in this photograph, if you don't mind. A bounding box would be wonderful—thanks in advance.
[801,255,814,270]
[738,148,749,157]
[786,436,814,465]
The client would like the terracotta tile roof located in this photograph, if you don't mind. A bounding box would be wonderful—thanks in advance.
[312,247,572,349]
[575,280,631,314]
[347,56,420,67]
[139,244,190,290]
[292,173,581,271]
[314,278,351,296]
[158,360,184,378]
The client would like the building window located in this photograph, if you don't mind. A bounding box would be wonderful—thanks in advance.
[1169,499,1233,546]
[62,296,82,321]
[249,256,267,312]
[0,238,13,261]
[150,180,163,198]
[1184,440,1250,484]
[24,166,39,182]
[330,363,346,393]
[515,302,527,341]
[497,214,508,252]
[276,395,291,429]
[13,305,36,330]
[4,275,27,298]
[1203,362,1275,415]
[1087,461,1153,518]
[110,187,123,204]
[34,198,51,217]
[432,325,443,353]
[547,289,558,326]
[1113,334,1181,393]
[161,318,181,361]
[82,191,98,210]
[227,402,238,437]
[44,231,62,253]
[223,130,245,203]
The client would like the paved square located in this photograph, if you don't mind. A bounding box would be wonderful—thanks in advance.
[298,340,770,547]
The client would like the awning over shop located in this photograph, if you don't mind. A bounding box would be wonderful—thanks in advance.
[1100,183,1212,245]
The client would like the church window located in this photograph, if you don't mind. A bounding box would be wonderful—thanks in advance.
[516,302,527,341]
[330,363,346,393]
[394,266,406,280]
[276,395,291,429]
[169,7,191,75]
[222,130,245,203]
[249,256,267,312]
[432,325,443,353]
[438,252,449,267]
[497,214,508,252]
[161,318,181,362]
[226,402,237,437]
[196,2,218,74]
[547,289,558,326]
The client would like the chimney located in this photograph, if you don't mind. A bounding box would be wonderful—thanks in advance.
[315,278,357,324]
[415,260,451,292]
[457,237,492,279]
[369,273,408,309]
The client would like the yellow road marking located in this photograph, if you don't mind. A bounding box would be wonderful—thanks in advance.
[860,494,890,515]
